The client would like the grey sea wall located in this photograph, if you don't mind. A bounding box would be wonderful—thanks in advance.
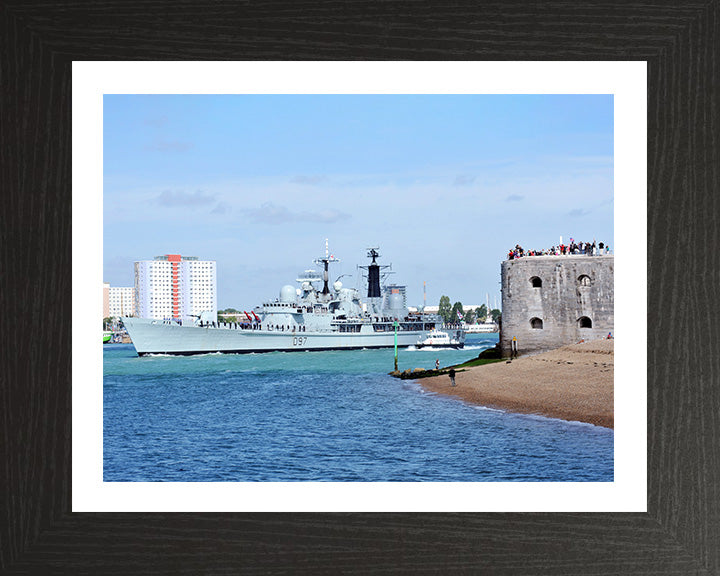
[499,255,614,357]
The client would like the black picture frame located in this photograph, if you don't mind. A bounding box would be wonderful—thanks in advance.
[2,2,718,574]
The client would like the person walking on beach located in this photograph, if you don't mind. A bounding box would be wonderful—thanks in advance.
[449,367,456,387]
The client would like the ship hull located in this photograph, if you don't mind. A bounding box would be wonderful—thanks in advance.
[123,317,430,356]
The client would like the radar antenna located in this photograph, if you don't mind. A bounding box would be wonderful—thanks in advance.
[368,247,379,264]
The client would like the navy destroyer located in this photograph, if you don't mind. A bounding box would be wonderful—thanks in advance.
[122,247,463,356]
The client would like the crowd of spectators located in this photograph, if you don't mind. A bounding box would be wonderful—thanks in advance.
[507,239,611,260]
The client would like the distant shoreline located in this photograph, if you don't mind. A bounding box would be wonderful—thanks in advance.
[419,339,614,429]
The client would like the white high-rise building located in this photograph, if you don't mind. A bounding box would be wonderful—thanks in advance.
[108,286,136,317]
[134,254,217,320]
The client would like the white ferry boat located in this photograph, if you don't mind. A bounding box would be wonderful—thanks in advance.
[464,294,499,333]
[465,321,498,334]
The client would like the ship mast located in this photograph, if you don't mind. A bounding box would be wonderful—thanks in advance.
[357,247,392,315]
[366,248,381,298]
[313,238,340,295]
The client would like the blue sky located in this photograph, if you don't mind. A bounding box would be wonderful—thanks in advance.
[103,94,613,310]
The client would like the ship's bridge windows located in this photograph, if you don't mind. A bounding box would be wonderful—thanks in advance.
[578,316,593,328]
[530,317,544,329]
[530,276,542,288]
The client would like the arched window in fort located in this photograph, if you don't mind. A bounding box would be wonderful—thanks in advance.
[578,316,592,328]
[530,317,544,329]
[578,274,592,286]
[530,276,542,288]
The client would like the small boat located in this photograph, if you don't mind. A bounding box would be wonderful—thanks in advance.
[465,321,498,334]
[103,331,113,343]
[415,328,464,349]
[465,294,499,333]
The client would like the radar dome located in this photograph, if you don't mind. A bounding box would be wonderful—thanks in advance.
[279,285,296,303]
[333,280,343,292]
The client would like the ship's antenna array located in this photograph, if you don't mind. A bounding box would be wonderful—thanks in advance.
[314,238,340,295]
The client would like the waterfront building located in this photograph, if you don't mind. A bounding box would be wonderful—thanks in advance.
[500,254,614,356]
[103,282,110,318]
[134,254,216,321]
[108,286,136,317]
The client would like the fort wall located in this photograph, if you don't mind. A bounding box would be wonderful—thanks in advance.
[500,255,614,356]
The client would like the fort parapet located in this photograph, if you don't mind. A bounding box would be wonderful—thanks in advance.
[500,255,614,357]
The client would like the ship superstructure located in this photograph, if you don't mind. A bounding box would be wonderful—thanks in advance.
[122,245,457,356]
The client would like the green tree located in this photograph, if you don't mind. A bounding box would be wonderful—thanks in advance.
[490,308,501,323]
[464,309,476,324]
[438,295,452,323]
[451,302,464,324]
[475,305,487,322]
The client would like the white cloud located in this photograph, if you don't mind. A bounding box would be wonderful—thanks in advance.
[157,190,216,207]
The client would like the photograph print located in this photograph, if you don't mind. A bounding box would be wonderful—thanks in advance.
[102,93,614,483]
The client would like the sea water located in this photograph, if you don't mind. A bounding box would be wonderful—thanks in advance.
[103,334,613,482]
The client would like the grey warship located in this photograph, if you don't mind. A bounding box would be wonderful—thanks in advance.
[122,247,463,356]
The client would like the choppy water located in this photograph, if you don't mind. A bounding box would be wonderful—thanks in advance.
[103,334,613,482]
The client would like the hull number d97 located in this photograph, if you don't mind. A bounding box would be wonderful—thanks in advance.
[292,336,307,346]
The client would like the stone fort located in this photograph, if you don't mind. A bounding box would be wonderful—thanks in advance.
[499,255,614,357]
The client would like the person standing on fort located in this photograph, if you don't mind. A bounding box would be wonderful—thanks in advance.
[449,368,456,387]
[435,359,440,370]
